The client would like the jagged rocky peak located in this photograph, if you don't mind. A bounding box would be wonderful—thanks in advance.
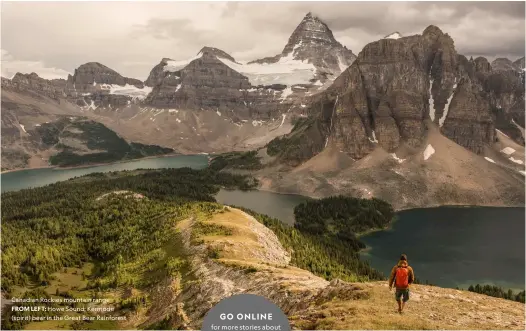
[281,12,340,55]
[7,72,67,99]
[473,57,492,73]
[249,12,356,81]
[1,76,12,87]
[422,24,444,39]
[491,57,521,72]
[384,31,402,39]
[198,46,237,63]
[12,72,66,84]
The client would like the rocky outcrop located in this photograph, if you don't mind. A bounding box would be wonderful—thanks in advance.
[492,58,522,72]
[328,25,473,155]
[144,49,249,110]
[266,100,333,167]
[66,62,144,94]
[514,56,525,70]
[144,58,173,87]
[6,73,67,100]
[198,46,237,63]
[144,48,294,120]
[250,12,356,82]
[64,62,153,109]
[472,58,526,144]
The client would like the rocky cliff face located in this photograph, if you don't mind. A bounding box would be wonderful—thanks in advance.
[491,58,522,72]
[66,62,144,93]
[143,47,291,119]
[5,73,67,100]
[65,62,151,108]
[250,12,356,83]
[470,57,526,144]
[144,58,173,87]
[326,25,486,157]
[145,48,249,110]
[268,25,524,169]
[514,56,525,69]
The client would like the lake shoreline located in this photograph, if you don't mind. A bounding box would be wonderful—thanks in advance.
[358,206,525,291]
[0,152,210,175]
[3,161,525,213]
[395,202,526,212]
[255,186,525,212]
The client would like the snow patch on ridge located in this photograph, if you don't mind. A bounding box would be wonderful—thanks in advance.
[87,100,97,111]
[384,32,402,39]
[501,147,516,155]
[368,131,379,144]
[337,54,348,73]
[391,153,405,163]
[97,83,152,100]
[428,79,435,121]
[424,144,435,160]
[509,157,524,165]
[496,129,510,138]
[439,81,457,127]
[512,119,523,130]
[19,124,26,133]
[164,54,203,72]
[279,114,286,127]
[484,157,496,164]
[279,86,293,102]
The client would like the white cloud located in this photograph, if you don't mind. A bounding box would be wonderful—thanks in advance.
[1,49,71,80]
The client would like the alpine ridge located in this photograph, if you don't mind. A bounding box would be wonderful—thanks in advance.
[1,20,525,212]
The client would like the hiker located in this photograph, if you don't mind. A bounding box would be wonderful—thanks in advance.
[388,254,415,313]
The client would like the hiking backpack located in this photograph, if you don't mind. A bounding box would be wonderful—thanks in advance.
[395,267,409,288]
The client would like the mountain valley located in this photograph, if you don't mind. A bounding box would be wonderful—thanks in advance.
[2,12,524,211]
[1,4,526,331]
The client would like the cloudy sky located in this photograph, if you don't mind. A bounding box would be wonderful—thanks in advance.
[1,1,524,80]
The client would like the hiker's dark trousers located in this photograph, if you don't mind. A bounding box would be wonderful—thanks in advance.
[395,288,410,302]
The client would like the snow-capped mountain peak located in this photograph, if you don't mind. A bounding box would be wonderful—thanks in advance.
[248,12,356,86]
[384,32,402,39]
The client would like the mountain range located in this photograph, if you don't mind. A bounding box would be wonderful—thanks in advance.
[1,13,524,209]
